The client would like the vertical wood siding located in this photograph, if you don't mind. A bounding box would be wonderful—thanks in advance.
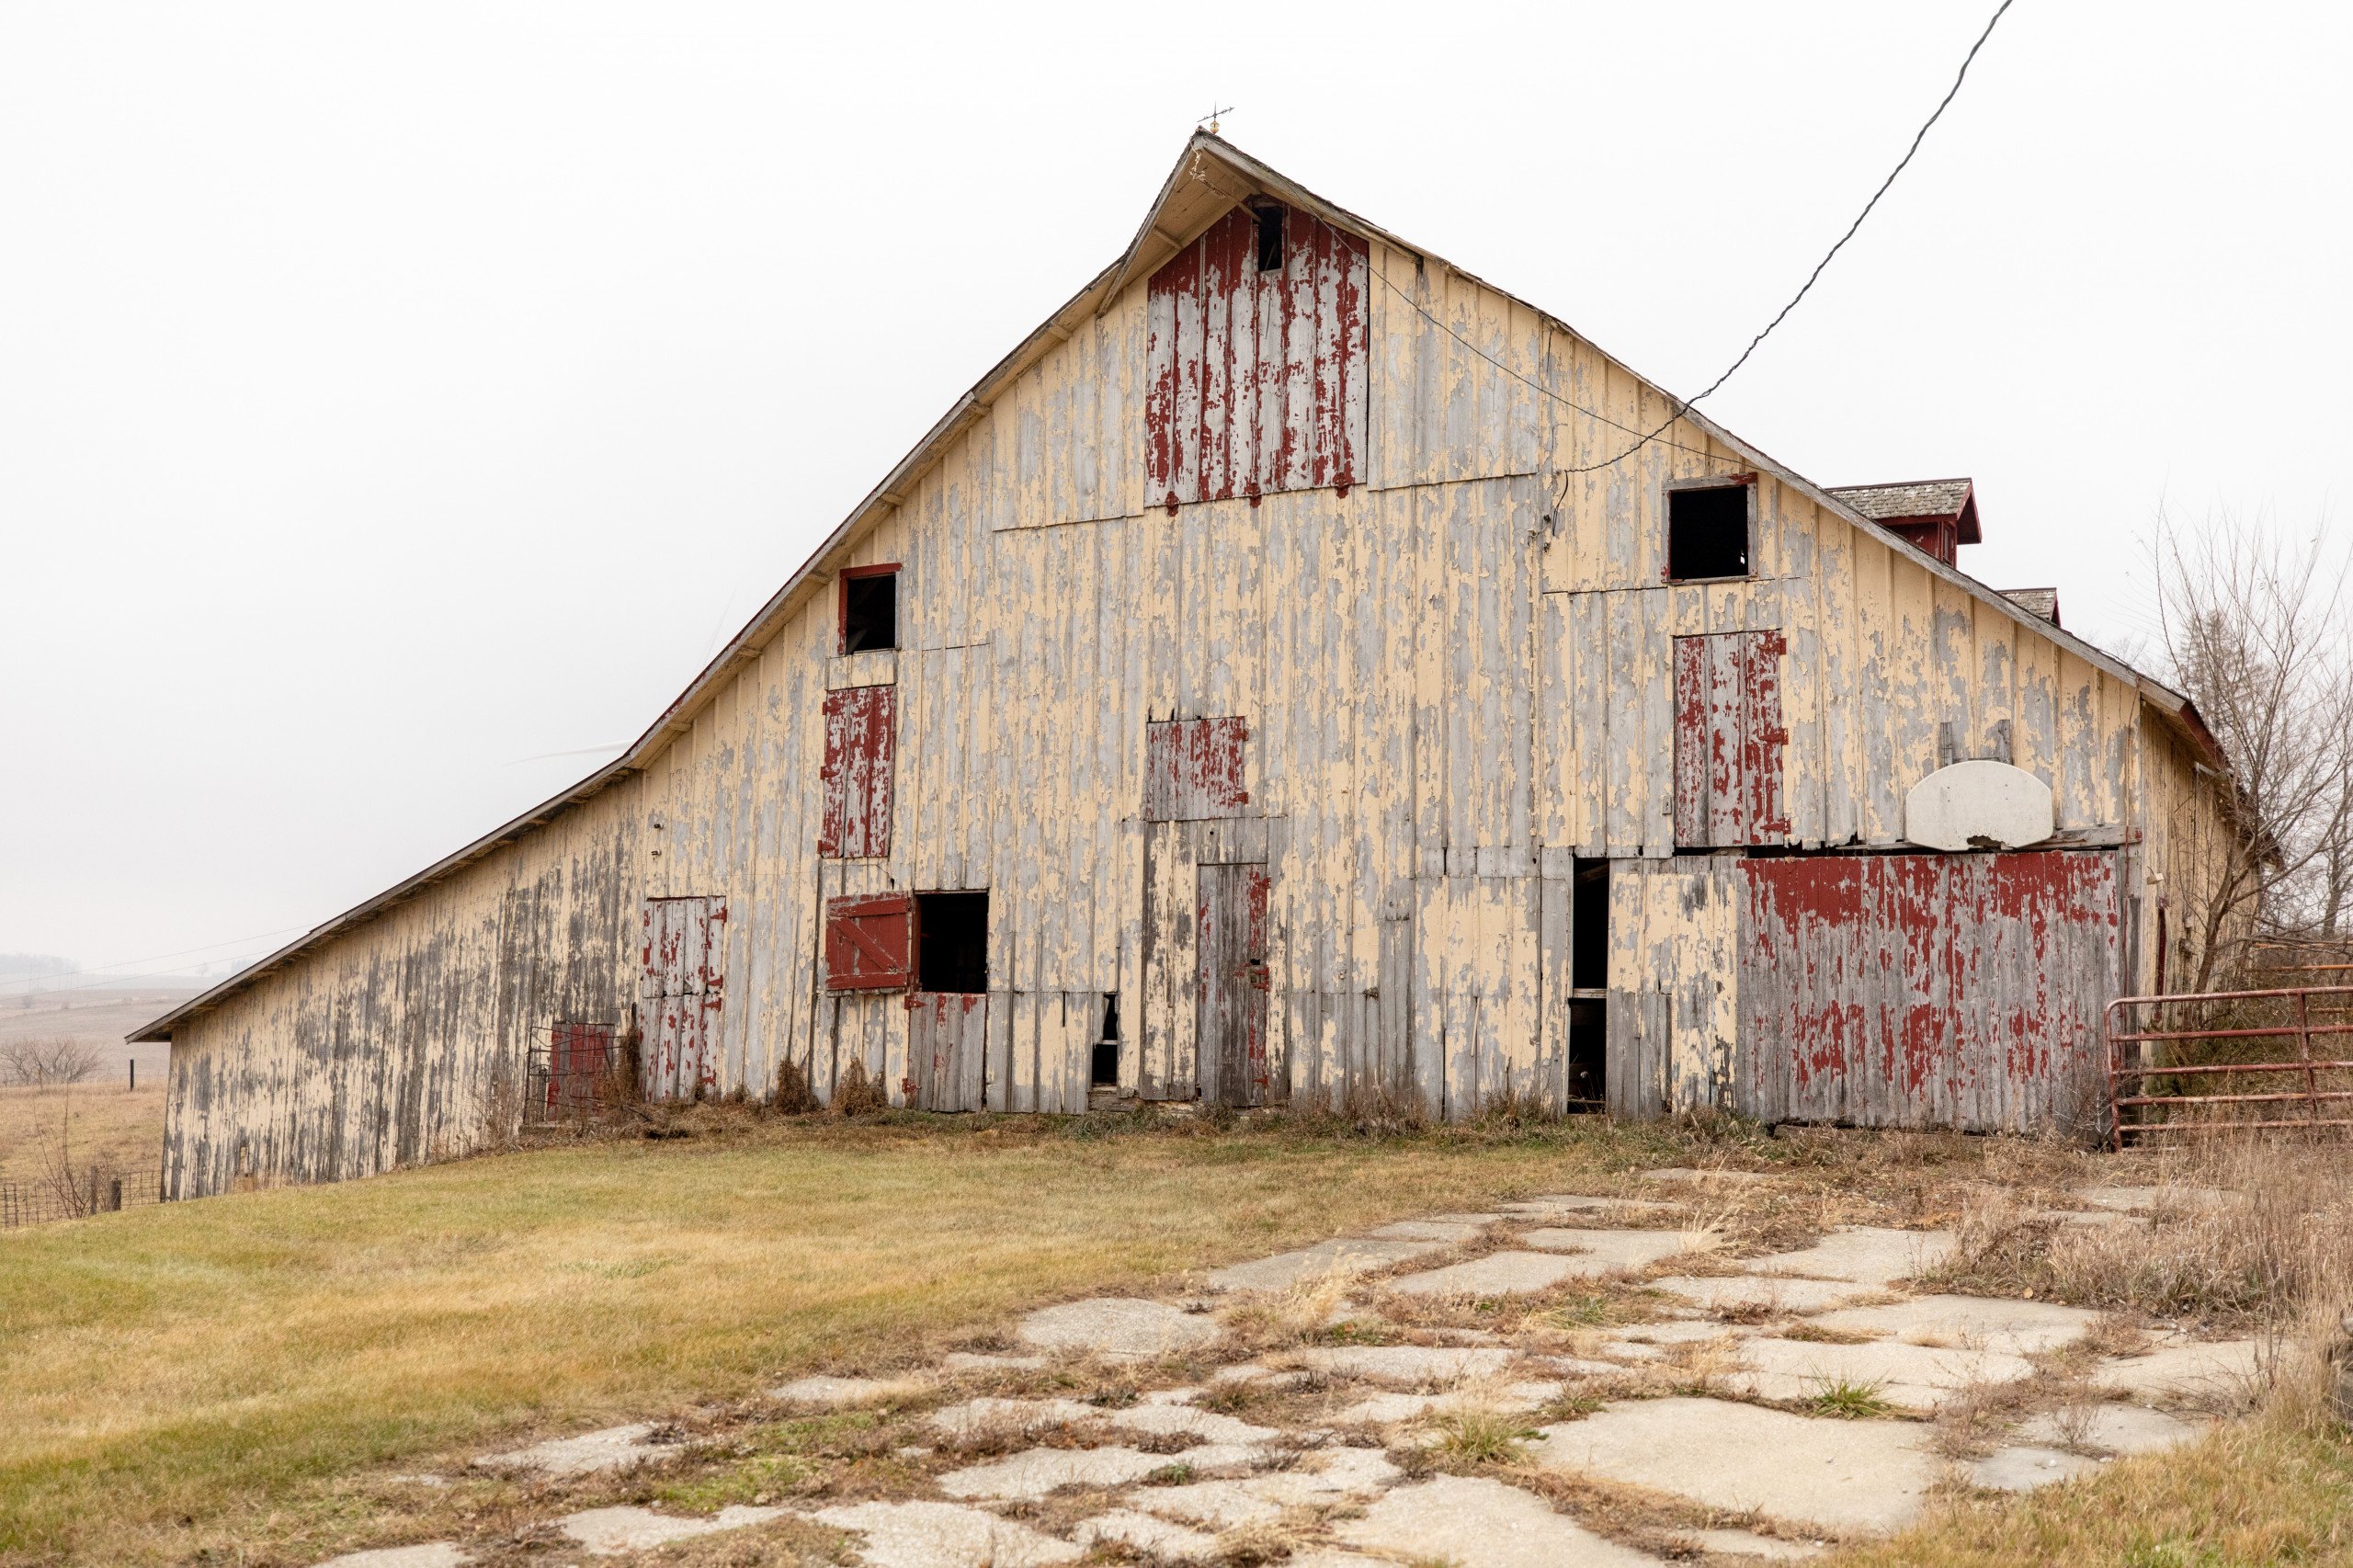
[1146,204,1369,508]
[1673,630,1790,847]
[1735,851,2120,1132]
[818,684,896,858]
[640,894,726,1100]
[1143,716,1251,821]
[907,993,987,1110]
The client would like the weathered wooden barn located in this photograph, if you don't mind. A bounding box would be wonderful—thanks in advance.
[138,135,2237,1198]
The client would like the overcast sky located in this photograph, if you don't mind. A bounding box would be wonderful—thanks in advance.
[3,1,2347,985]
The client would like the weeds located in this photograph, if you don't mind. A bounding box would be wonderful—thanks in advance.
[1805,1377,1896,1419]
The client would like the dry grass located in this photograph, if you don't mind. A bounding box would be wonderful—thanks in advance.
[0,1084,164,1185]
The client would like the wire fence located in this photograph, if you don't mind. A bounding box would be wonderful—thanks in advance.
[0,1165,165,1229]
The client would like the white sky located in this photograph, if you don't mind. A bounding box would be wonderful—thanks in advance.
[3,1,2347,982]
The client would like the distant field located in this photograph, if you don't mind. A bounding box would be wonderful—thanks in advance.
[0,987,190,1084]
[0,1085,165,1186]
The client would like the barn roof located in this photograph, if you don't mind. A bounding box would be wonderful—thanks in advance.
[131,132,2214,1045]
[1826,478,1983,544]
[2002,587,2062,626]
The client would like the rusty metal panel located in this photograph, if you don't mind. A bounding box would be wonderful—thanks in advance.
[819,684,896,858]
[1674,631,1790,847]
[1197,862,1271,1106]
[1145,203,1368,509]
[1737,850,2119,1132]
[1143,716,1251,821]
[639,893,726,1101]
[905,992,987,1110]
[824,892,911,992]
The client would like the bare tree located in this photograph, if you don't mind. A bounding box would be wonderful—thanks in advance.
[0,1036,102,1088]
[2153,511,2353,987]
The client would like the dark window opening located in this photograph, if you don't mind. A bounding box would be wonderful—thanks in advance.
[1567,1000,1607,1108]
[1572,858,1609,991]
[840,567,899,653]
[1666,484,1751,581]
[915,891,988,994]
[1255,205,1285,273]
[1091,992,1121,1086]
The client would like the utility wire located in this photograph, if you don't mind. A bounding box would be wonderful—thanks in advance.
[1380,0,2018,476]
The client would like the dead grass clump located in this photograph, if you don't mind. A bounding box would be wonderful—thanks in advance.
[772,1060,822,1116]
[1215,1262,1359,1353]
[829,1061,890,1117]
[1422,1403,1541,1466]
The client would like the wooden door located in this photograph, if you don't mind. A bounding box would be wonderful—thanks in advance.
[639,895,726,1101]
[907,993,987,1111]
[1196,863,1272,1107]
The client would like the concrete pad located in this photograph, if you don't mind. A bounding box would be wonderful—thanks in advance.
[475,1422,678,1478]
[2075,1185,2232,1214]
[1968,1446,2101,1493]
[1506,1193,1674,1216]
[1074,1510,1223,1562]
[1016,1297,1222,1358]
[1650,1275,1879,1315]
[1105,1402,1284,1446]
[1518,1228,1694,1273]
[1530,1398,1939,1535]
[1334,1474,1658,1567]
[1725,1337,2036,1411]
[1334,1381,1563,1426]
[1385,1250,1593,1298]
[813,1500,1082,1567]
[1367,1219,1488,1242]
[1806,1293,2100,1354]
[938,1446,1176,1500]
[1618,1320,1748,1346]
[1243,1444,1403,1501]
[926,1397,1097,1440]
[314,1548,468,1568]
[939,1351,1048,1373]
[2089,1338,2263,1405]
[772,1374,926,1407]
[1741,1227,1957,1286]
[1674,1529,1825,1561]
[1296,1345,1517,1385]
[2018,1402,2205,1455]
[1127,1479,1281,1528]
[557,1505,786,1555]
[1207,1236,1445,1292]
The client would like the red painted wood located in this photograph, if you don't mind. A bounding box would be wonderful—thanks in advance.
[907,991,986,1110]
[639,894,726,1101]
[1142,716,1250,821]
[544,1021,614,1116]
[1738,851,2120,1131]
[824,893,911,992]
[819,684,897,857]
[1145,203,1368,508]
[1673,631,1790,847]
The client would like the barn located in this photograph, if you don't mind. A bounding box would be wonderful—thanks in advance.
[136,135,2236,1198]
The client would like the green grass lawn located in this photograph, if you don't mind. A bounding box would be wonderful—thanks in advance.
[0,1110,1670,1564]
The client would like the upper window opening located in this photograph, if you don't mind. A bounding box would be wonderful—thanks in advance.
[1666,485,1751,581]
[840,566,899,653]
[915,891,988,994]
[1255,206,1285,273]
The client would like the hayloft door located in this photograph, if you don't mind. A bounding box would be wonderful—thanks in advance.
[1196,864,1272,1108]
[640,895,726,1101]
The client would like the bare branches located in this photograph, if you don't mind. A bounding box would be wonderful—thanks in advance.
[0,1037,102,1089]
[2152,510,2353,983]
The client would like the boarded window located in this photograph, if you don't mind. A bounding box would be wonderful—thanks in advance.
[839,563,899,653]
[1666,483,1751,581]
[1143,716,1250,822]
[1145,202,1368,509]
[1674,631,1790,847]
[824,893,911,991]
[819,684,896,857]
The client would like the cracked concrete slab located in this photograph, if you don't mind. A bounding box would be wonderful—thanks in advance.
[1530,1398,1940,1535]
[1517,1228,1693,1273]
[1206,1237,1446,1292]
[1806,1293,2100,1354]
[1334,1475,1658,1567]
[1366,1219,1488,1242]
[1333,1381,1563,1426]
[1725,1337,2035,1411]
[556,1505,785,1555]
[2075,1185,2232,1215]
[1016,1298,1222,1358]
[1383,1250,1593,1297]
[2089,1338,2264,1405]
[314,1547,469,1568]
[1674,1529,1826,1561]
[2018,1403,2206,1454]
[938,1446,1176,1500]
[1968,1446,2101,1493]
[1741,1227,1957,1286]
[474,1422,679,1478]
[1074,1510,1223,1562]
[1128,1480,1282,1529]
[772,1374,926,1408]
[938,1350,1049,1372]
[1649,1275,1879,1314]
[813,1500,1083,1567]
[1295,1345,1517,1385]
[1504,1193,1673,1217]
[926,1397,1097,1440]
[1104,1402,1284,1446]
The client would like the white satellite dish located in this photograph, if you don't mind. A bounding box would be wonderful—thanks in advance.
[1905,760,2055,852]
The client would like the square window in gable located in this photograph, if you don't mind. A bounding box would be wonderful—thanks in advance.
[1666,483,1752,582]
[840,564,899,653]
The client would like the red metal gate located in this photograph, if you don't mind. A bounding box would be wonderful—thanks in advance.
[640,895,726,1100]
[2104,985,2353,1147]
[1736,850,2120,1132]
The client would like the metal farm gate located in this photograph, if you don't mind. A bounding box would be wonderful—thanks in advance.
[1735,849,2120,1132]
